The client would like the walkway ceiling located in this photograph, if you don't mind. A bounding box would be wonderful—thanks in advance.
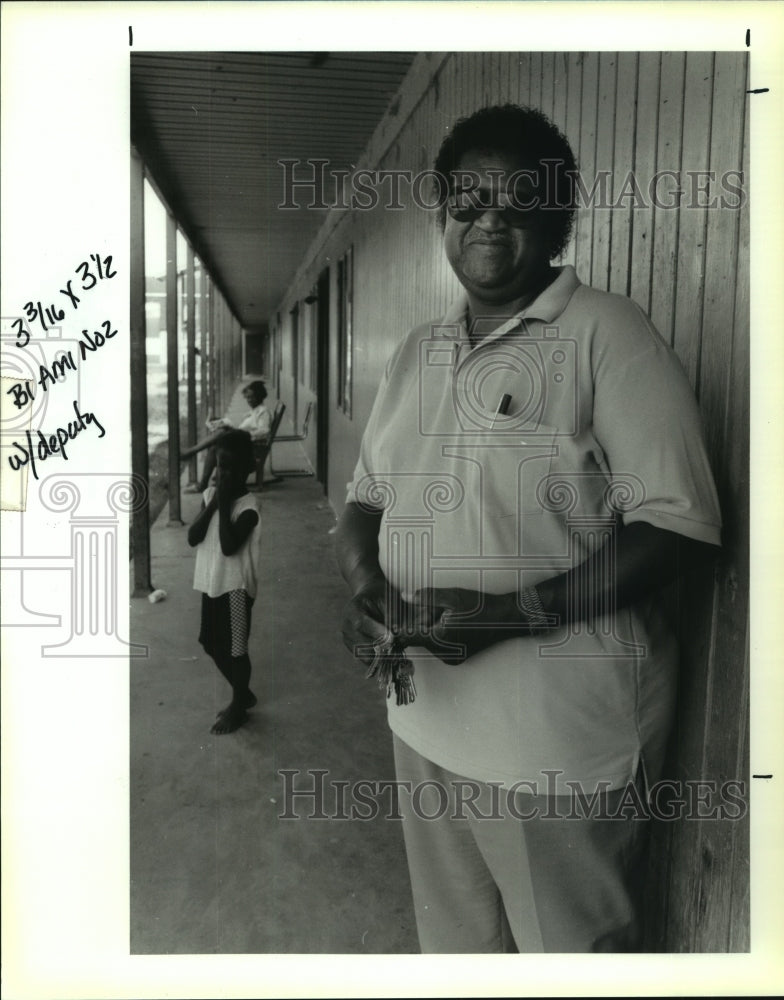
[131,51,416,334]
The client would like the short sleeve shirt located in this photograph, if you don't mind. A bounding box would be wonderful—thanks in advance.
[347,266,721,792]
[192,489,261,599]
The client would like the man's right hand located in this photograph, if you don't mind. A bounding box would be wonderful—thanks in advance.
[340,577,397,667]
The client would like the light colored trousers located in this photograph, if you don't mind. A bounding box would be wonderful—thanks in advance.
[393,734,649,953]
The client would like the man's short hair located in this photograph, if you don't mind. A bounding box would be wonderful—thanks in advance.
[215,429,255,478]
[433,104,578,259]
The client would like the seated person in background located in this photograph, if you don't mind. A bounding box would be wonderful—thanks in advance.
[183,380,271,492]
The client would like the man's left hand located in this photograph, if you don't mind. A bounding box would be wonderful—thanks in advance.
[402,588,521,664]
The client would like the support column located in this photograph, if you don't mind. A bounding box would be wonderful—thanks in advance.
[233,315,239,381]
[199,268,208,429]
[208,280,217,420]
[221,300,229,407]
[185,244,197,484]
[166,213,182,525]
[130,149,152,596]
[215,294,221,417]
[217,298,224,413]
[226,308,231,387]
[232,317,236,379]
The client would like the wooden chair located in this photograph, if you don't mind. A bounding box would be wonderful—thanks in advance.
[269,400,315,478]
[250,400,286,488]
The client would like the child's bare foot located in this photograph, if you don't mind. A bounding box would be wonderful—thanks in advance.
[211,703,248,734]
[215,690,257,717]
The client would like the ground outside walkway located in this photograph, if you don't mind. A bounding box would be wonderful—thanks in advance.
[129,384,418,954]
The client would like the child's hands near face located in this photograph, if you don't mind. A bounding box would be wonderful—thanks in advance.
[215,465,232,501]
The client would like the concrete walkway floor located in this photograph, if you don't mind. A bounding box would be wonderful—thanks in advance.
[129,394,418,954]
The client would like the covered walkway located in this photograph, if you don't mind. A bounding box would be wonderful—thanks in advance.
[129,383,417,954]
[126,46,750,958]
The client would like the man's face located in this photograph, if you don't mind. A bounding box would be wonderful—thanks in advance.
[443,149,550,307]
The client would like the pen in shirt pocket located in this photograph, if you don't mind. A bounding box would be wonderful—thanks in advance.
[491,393,512,429]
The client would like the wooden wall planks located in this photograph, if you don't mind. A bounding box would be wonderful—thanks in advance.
[630,52,661,316]
[592,52,617,291]
[575,51,600,285]
[672,51,714,386]
[608,51,637,297]
[273,50,750,952]
[650,51,686,346]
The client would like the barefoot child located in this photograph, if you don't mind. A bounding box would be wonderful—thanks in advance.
[187,430,261,734]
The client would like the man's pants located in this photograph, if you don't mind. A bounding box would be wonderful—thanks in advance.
[393,735,649,953]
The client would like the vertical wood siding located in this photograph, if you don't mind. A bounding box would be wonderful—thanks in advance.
[273,50,749,951]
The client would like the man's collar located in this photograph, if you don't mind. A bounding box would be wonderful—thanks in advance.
[523,264,581,323]
[442,265,581,332]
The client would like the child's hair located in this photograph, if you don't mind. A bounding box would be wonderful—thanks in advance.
[215,429,255,478]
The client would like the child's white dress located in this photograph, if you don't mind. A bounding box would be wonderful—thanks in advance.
[193,488,261,659]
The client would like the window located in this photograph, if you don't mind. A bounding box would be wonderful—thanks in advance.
[336,246,353,417]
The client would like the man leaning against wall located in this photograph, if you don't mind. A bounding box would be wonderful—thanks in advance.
[335,105,721,954]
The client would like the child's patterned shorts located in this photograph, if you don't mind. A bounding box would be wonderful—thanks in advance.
[198,590,253,660]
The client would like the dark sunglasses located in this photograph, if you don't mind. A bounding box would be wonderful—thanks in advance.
[446,192,540,227]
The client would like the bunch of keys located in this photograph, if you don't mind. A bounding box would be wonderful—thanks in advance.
[366,632,417,706]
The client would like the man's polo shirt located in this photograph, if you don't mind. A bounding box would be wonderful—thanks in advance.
[347,265,721,792]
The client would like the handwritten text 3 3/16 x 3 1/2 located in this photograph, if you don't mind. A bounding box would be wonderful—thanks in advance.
[12,253,117,349]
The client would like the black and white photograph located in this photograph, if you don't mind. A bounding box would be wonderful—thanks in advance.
[2,3,782,998]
